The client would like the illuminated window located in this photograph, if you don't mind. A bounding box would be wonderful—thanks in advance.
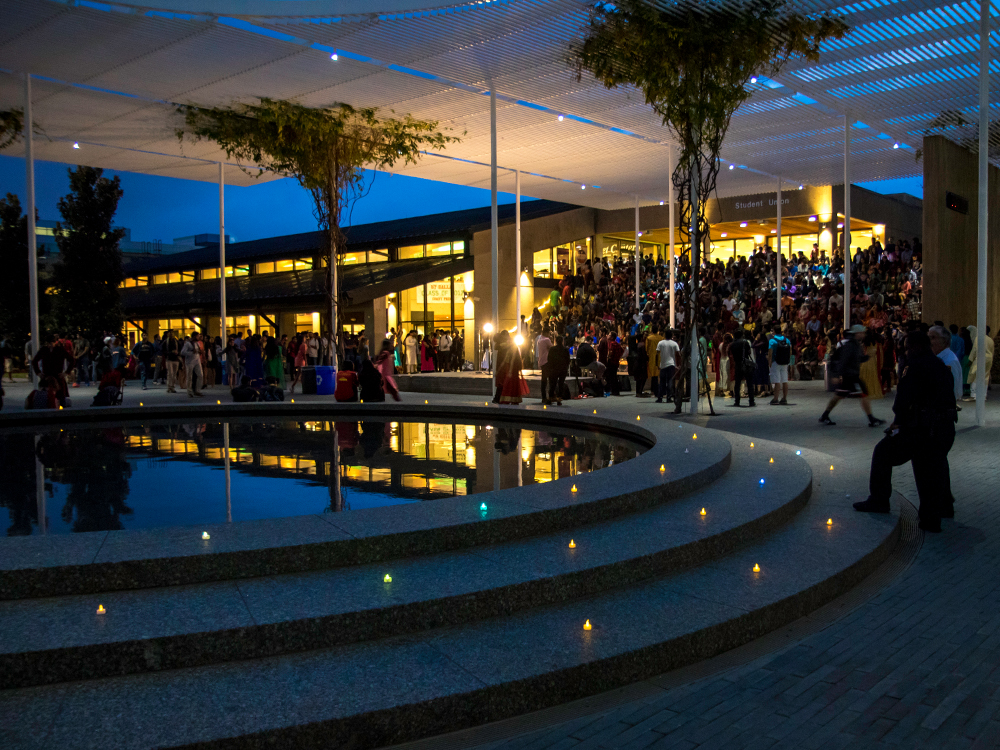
[256,262,276,274]
[153,274,167,285]
[369,249,389,263]
[202,268,220,280]
[167,273,181,283]
[427,242,453,256]
[398,245,424,260]
[341,252,365,265]
[225,266,249,277]
[180,270,195,283]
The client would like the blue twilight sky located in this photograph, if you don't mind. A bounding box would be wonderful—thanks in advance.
[0,154,922,244]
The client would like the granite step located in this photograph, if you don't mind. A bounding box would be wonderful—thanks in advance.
[0,409,730,601]
[0,437,809,690]
[0,444,899,750]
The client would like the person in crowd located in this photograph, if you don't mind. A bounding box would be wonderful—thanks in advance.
[263,333,286,390]
[335,361,359,402]
[404,330,419,374]
[164,330,181,393]
[536,328,553,405]
[820,325,885,427]
[32,334,74,405]
[547,335,570,405]
[965,325,994,402]
[655,329,681,403]
[131,333,155,390]
[853,330,956,533]
[768,324,792,405]
[438,329,452,372]
[181,331,204,397]
[729,327,755,407]
[231,375,258,403]
[373,340,401,401]
[306,332,320,366]
[244,334,264,384]
[288,337,307,394]
[493,329,524,405]
[359,358,386,402]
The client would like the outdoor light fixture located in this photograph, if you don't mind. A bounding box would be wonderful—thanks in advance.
[384,574,392,583]
[558,115,564,121]
[514,334,524,346]
[96,604,106,614]
[330,52,338,60]
[636,415,640,420]
[483,322,493,333]
[568,539,576,548]
[583,619,592,630]
[202,531,210,540]
[73,142,80,149]
[685,448,689,453]
[830,465,834,471]
[893,142,899,149]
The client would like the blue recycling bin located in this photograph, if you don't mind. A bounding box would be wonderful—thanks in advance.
[315,366,337,396]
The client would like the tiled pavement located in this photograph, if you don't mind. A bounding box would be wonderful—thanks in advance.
[384,381,1000,750]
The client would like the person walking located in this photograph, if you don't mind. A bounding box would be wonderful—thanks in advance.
[164,331,180,393]
[181,332,204,397]
[819,324,885,427]
[767,325,791,405]
[853,330,957,533]
[729,328,756,407]
[654,329,681,403]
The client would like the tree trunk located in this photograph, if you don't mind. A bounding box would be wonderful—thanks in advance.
[688,164,700,414]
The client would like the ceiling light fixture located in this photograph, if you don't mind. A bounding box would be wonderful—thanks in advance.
[73,142,80,149]
[729,164,735,170]
[659,200,664,205]
[798,185,804,190]
[750,76,758,84]
[740,222,748,228]
[893,142,900,149]
[721,232,728,238]
[558,115,564,122]
[808,216,817,222]
[330,51,338,60]
[581,185,586,190]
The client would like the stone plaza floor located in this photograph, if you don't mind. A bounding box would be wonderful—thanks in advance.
[1,375,997,749]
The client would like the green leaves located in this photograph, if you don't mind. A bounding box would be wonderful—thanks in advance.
[0,109,24,151]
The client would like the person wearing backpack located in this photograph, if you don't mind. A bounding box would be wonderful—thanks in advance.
[820,324,886,427]
[767,325,792,405]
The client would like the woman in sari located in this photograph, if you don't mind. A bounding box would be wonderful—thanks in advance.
[373,340,401,401]
[419,334,435,372]
[493,330,524,405]
[263,333,285,389]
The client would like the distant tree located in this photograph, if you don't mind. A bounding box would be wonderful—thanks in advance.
[0,194,33,347]
[176,98,459,352]
[49,166,127,337]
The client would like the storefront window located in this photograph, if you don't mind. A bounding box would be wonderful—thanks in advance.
[533,248,553,278]
[256,262,276,274]
[426,242,454,256]
[790,234,819,258]
[158,318,199,339]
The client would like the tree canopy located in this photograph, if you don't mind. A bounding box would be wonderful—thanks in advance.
[177,98,460,345]
[49,166,127,337]
[0,109,24,151]
[0,193,33,345]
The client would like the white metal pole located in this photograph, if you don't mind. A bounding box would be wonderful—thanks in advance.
[776,177,782,323]
[223,423,232,523]
[668,147,676,330]
[490,90,499,391]
[689,166,699,415]
[976,0,989,426]
[635,195,640,310]
[24,73,39,387]
[515,169,521,334]
[219,163,227,343]
[844,115,852,331]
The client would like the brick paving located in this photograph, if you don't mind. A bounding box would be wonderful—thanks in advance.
[407,380,999,750]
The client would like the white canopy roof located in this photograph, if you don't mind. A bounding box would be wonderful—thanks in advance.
[1,0,996,207]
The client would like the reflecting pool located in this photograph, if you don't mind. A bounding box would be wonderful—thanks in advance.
[0,419,645,535]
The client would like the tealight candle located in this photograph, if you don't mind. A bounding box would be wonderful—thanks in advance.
[830,465,834,471]
[753,564,760,573]
[636,415,641,421]
[693,434,697,440]
[96,604,106,614]
[827,518,833,526]
[759,478,765,485]
[583,619,592,631]
[424,399,428,404]
[217,400,221,404]
[480,502,487,511]
[568,539,576,548]
[139,402,143,406]
[384,574,392,583]
[571,484,578,492]
[750,442,754,448]
[201,531,210,540]
[660,464,665,472]
[700,508,706,516]
[769,458,774,463]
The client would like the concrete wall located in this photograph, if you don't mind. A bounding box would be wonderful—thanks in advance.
[921,135,1000,334]
[472,206,596,334]
[832,185,923,251]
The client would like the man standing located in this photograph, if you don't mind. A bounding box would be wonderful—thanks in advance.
[132,333,156,390]
[820,325,885,427]
[546,335,569,405]
[655,330,681,403]
[729,328,755,407]
[853,330,956,533]
[181,332,204,397]
[929,325,961,517]
[164,331,180,393]
[438,329,452,372]
[536,328,553,404]
[767,325,791,405]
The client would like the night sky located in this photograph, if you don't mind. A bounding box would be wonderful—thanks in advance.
[0,154,921,244]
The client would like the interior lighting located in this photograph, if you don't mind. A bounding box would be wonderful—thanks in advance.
[771,229,777,234]
[568,539,576,548]
[798,185,804,190]
[808,216,817,222]
[583,619,592,630]
[384,573,392,583]
[483,322,493,333]
[73,142,80,149]
[753,564,760,573]
[96,604,106,614]
[837,223,844,229]
[201,531,210,540]
[514,334,524,346]
[659,200,664,205]
[721,233,728,238]
[729,164,735,170]
[581,185,586,190]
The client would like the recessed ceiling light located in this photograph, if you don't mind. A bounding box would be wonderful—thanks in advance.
[837,223,844,228]
[771,229,777,234]
[750,76,758,84]
[808,216,817,222]
[558,115,564,122]
[893,143,900,149]
[659,201,664,205]
[729,164,735,170]
[740,222,748,228]
[73,142,80,149]
[581,185,585,190]
[330,52,338,60]
[798,185,804,190]
[721,233,728,238]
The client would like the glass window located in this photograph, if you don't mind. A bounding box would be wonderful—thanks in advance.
[153,274,167,285]
[533,248,553,278]
[167,272,181,284]
[226,266,249,277]
[733,238,755,260]
[453,241,465,253]
[426,242,453,256]
[295,313,319,334]
[294,258,313,270]
[180,270,195,283]
[369,249,389,263]
[257,262,276,274]
[342,252,365,265]
[790,234,819,258]
[398,245,424,260]
[202,268,220,280]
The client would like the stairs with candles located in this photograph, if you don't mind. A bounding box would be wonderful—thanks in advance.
[0,429,901,750]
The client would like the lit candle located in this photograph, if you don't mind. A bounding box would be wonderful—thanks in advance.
[384,574,392,583]
[480,502,487,511]
[753,564,760,572]
[759,478,765,485]
[692,434,697,440]
[827,518,833,526]
[830,465,834,471]
[201,531,210,540]
[96,604,106,614]
[750,442,754,448]
[571,484,578,493]
[700,508,706,516]
[568,539,576,548]
[583,619,592,630]
[769,458,774,463]
[659,464,665,472]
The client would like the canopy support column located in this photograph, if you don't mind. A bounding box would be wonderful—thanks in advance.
[669,146,676,329]
[776,177,782,322]
[635,195,640,310]
[490,89,499,391]
[219,162,226,343]
[515,169,521,333]
[689,166,699,415]
[844,115,852,331]
[976,0,990,426]
[24,73,39,387]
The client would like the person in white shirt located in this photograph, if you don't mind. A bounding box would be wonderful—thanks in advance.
[654,328,682,403]
[438,331,452,371]
[929,326,962,401]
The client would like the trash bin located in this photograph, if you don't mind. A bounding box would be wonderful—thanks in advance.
[301,366,317,395]
[315,365,336,396]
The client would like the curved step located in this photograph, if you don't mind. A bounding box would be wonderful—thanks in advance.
[0,442,901,750]
[0,436,810,689]
[0,407,730,600]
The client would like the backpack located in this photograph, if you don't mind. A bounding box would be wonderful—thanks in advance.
[772,337,791,366]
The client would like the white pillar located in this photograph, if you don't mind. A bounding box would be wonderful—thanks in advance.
[634,195,640,310]
[219,162,227,343]
[24,73,39,386]
[976,0,989,426]
[515,169,521,330]
[844,115,852,331]
[776,177,782,323]
[490,90,499,390]
[223,423,232,523]
[668,146,676,329]
[689,166,699,414]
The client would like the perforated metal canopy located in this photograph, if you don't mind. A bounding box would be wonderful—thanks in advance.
[0,0,996,207]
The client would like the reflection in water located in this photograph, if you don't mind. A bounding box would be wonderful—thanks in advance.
[0,419,643,535]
